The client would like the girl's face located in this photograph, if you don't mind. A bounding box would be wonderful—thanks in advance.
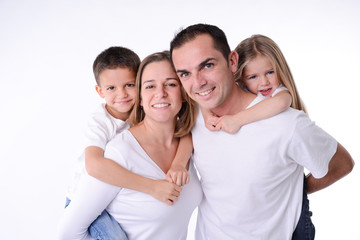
[243,54,280,97]
[140,60,183,123]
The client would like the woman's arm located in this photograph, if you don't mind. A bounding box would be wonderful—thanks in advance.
[58,172,120,240]
[85,146,181,205]
[216,91,292,133]
[166,133,193,186]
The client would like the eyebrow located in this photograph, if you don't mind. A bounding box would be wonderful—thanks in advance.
[176,57,216,74]
[142,78,178,85]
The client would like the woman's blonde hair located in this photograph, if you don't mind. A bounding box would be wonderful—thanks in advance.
[128,51,197,137]
[234,34,306,113]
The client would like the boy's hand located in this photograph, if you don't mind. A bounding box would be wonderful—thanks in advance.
[216,115,242,134]
[150,179,182,205]
[166,164,190,186]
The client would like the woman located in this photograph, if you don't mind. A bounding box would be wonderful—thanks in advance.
[59,51,202,239]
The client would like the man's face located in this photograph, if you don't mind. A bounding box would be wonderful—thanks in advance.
[172,34,237,111]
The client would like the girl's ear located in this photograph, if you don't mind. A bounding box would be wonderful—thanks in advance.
[95,85,105,98]
[228,51,239,73]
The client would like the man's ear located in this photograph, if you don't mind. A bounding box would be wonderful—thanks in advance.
[228,51,239,73]
[95,85,105,98]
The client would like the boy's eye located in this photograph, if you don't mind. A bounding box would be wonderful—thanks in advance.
[107,86,115,91]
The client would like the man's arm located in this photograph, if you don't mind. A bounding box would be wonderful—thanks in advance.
[306,142,354,194]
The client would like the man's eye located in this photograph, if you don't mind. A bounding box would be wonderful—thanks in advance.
[180,72,189,78]
[204,63,213,69]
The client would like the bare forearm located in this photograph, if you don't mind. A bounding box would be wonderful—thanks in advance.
[172,133,193,168]
[86,154,155,195]
[306,143,354,194]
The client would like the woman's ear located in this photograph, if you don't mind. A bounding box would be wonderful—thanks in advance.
[95,85,105,98]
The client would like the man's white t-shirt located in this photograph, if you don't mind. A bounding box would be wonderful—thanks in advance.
[66,103,129,199]
[60,130,203,240]
[192,95,337,240]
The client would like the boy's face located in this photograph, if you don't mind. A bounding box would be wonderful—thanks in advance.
[96,67,136,120]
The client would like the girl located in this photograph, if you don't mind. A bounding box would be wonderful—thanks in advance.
[204,34,314,240]
[204,34,306,133]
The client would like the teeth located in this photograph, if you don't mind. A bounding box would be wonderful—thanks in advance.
[153,103,170,108]
[198,88,213,96]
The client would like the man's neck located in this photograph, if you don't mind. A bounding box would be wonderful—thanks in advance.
[210,87,256,117]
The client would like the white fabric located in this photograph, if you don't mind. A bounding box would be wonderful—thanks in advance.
[193,95,337,240]
[66,103,129,199]
[271,85,288,97]
[60,130,202,240]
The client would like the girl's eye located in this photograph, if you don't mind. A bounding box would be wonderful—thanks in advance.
[267,71,274,75]
[249,75,257,80]
[107,86,115,91]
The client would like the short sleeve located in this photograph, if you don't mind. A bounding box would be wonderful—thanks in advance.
[288,113,338,178]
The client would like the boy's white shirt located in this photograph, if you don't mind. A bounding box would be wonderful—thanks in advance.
[66,103,129,199]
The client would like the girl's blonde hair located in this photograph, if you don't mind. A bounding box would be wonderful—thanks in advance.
[234,34,306,113]
[128,51,197,138]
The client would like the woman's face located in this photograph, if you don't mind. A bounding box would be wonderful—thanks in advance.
[140,60,183,123]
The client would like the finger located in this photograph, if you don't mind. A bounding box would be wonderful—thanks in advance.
[166,199,174,206]
[185,174,190,185]
[174,184,182,193]
[166,174,174,183]
[169,195,179,202]
[176,175,182,186]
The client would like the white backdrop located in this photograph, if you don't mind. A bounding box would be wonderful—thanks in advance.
[0,0,359,239]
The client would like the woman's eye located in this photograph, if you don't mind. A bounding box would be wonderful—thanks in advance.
[144,85,154,89]
[126,84,135,88]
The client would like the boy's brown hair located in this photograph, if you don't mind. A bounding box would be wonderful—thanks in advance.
[93,46,140,85]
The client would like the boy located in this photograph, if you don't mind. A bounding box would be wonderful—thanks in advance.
[63,47,192,240]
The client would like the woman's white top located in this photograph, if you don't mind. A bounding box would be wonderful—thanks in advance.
[59,130,202,240]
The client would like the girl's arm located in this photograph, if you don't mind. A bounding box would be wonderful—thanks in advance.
[85,146,181,205]
[166,133,193,186]
[217,90,292,134]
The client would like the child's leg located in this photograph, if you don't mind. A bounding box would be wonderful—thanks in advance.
[291,174,315,240]
[64,197,127,240]
[89,210,128,240]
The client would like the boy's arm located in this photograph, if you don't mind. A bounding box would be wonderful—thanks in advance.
[217,91,292,134]
[85,146,182,205]
[166,134,193,186]
[201,107,221,131]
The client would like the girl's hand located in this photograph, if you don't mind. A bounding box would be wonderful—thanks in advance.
[166,164,190,186]
[150,179,182,205]
[216,115,243,134]
[205,115,221,131]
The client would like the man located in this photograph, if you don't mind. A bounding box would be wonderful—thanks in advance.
[170,24,354,239]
